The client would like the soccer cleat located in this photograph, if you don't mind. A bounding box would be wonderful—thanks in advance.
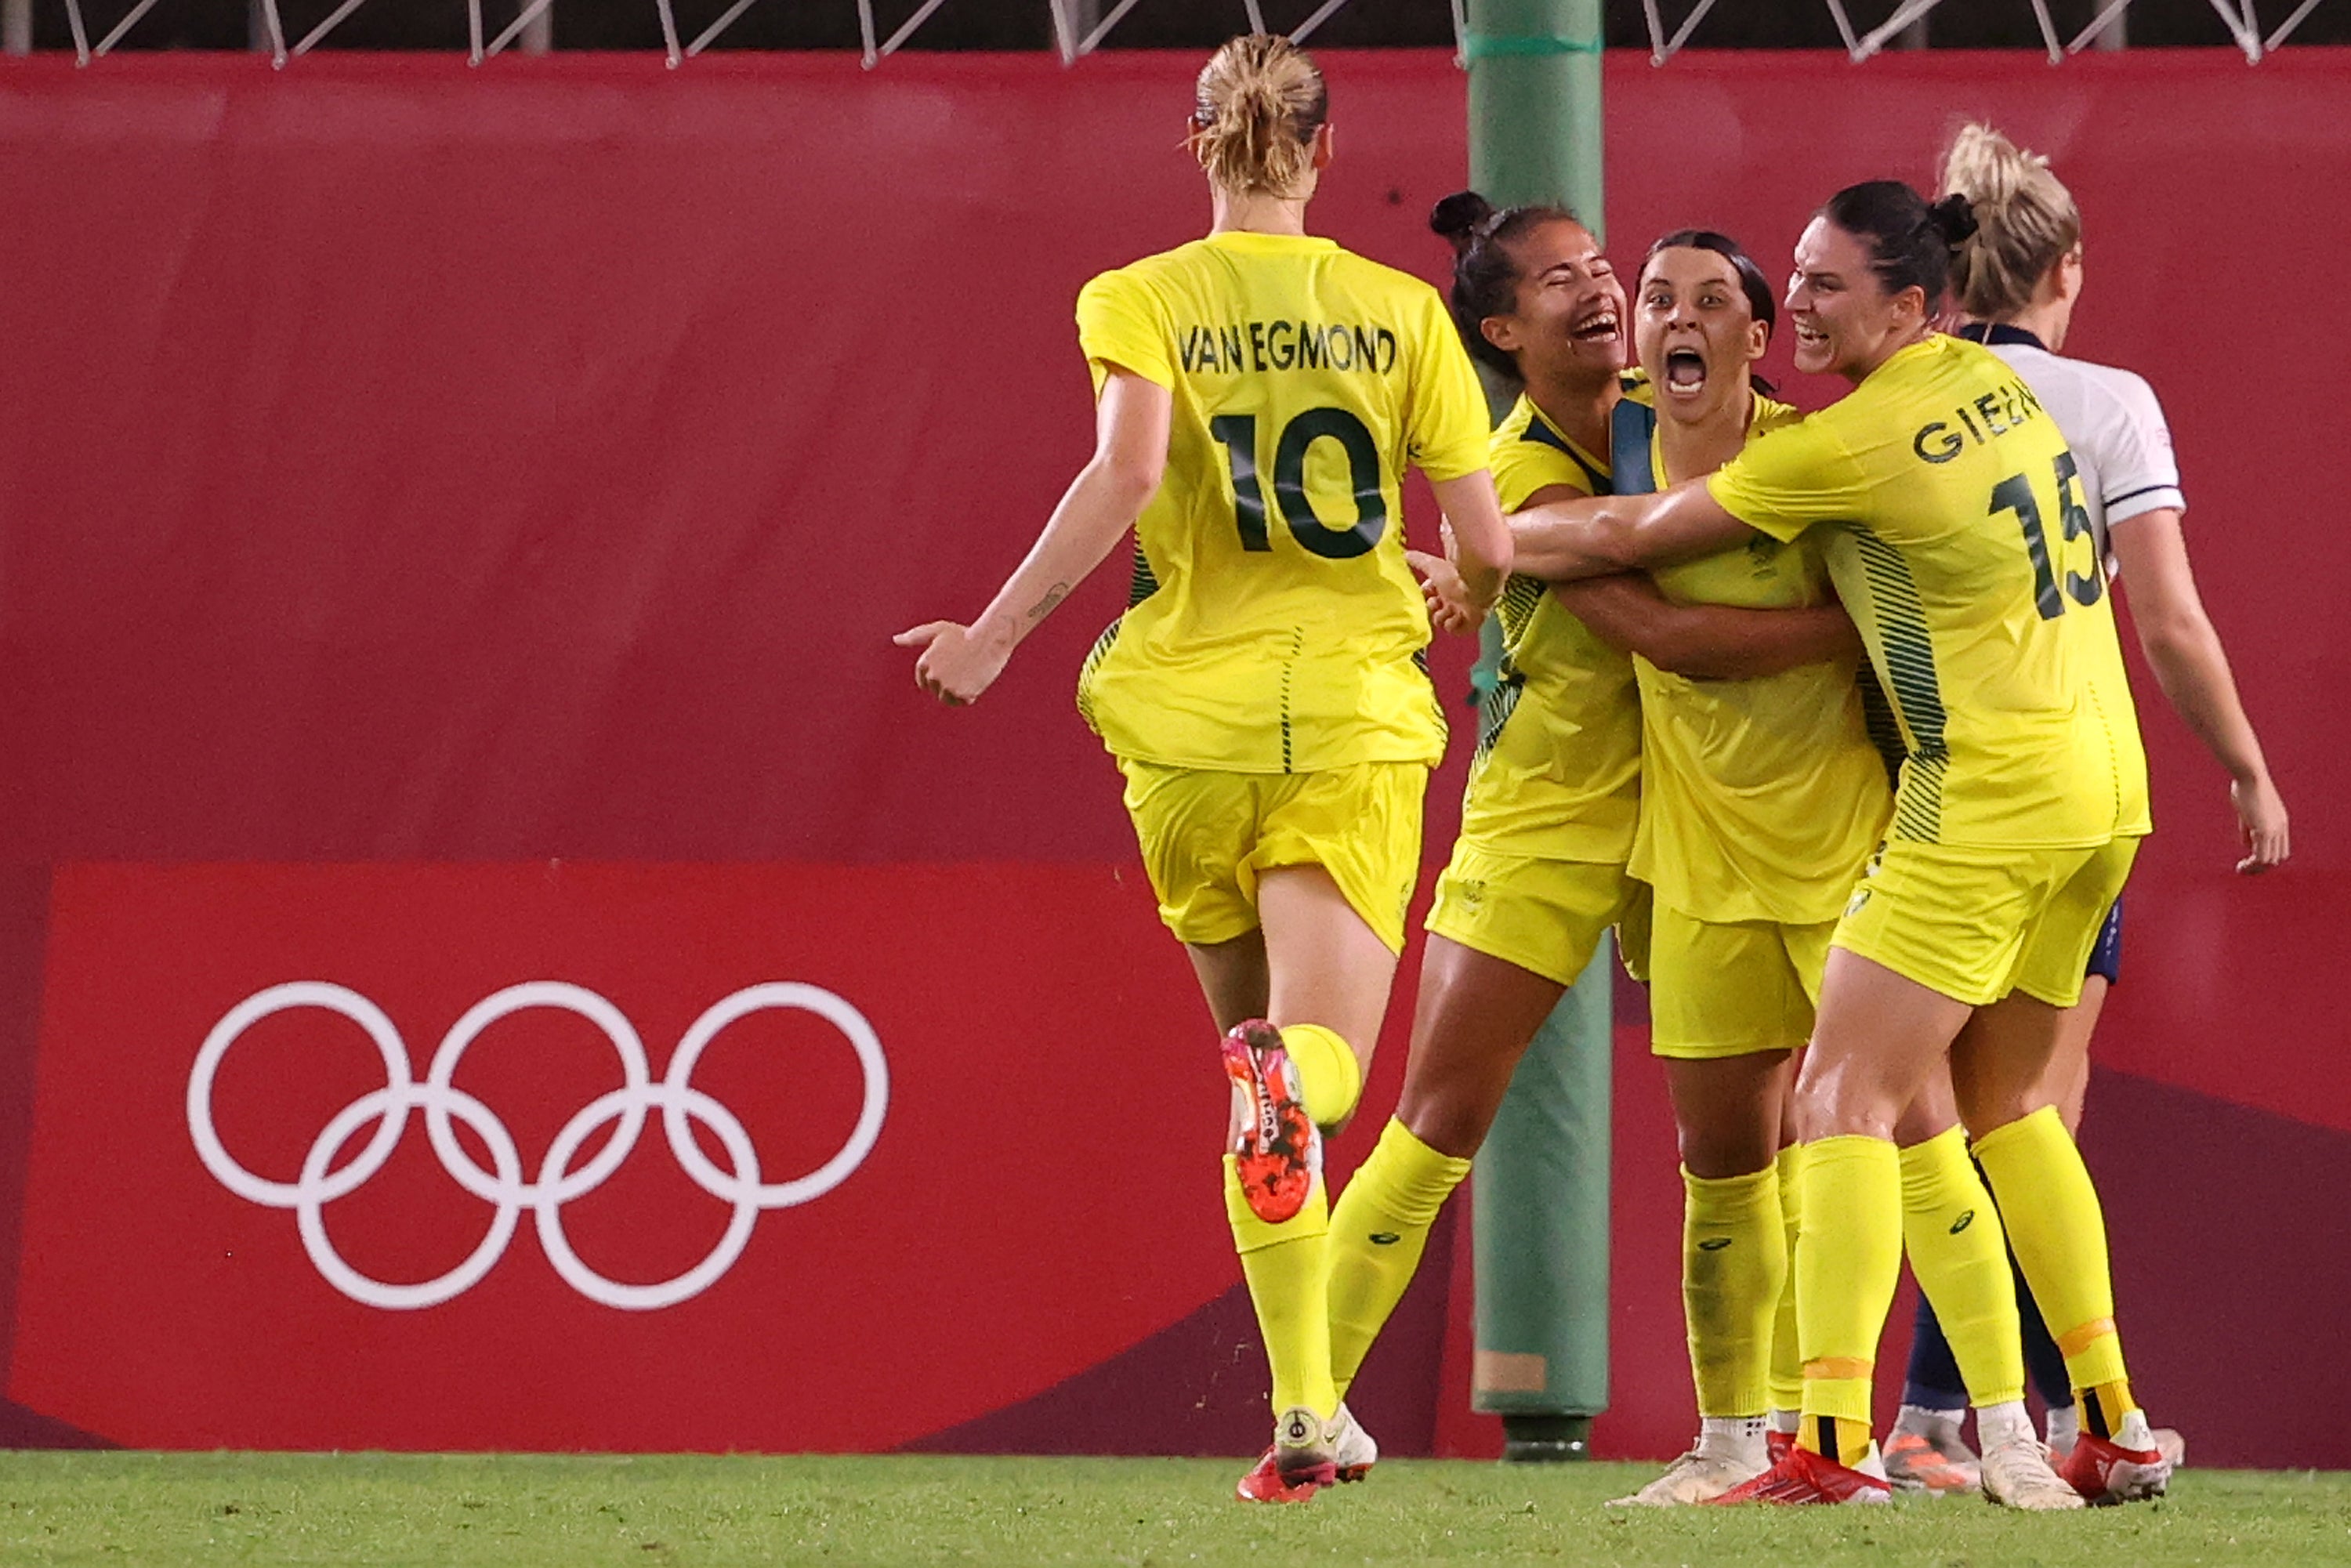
[1766,1428,1795,1465]
[1882,1425,1982,1496]
[2058,1410,2172,1505]
[1222,1020,1320,1226]
[1977,1434,2085,1512]
[1237,1407,1339,1504]
[1609,1443,1768,1506]
[1708,1442,1893,1505]
[1326,1403,1379,1484]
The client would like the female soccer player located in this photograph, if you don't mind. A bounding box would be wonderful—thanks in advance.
[1886,121,2291,1487]
[1314,206,1853,1498]
[1568,232,1893,1505]
[1509,179,2169,1507]
[897,35,1511,1505]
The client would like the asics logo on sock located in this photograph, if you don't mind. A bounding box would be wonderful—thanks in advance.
[1949,1209,1976,1234]
[1368,1232,1400,1245]
[1698,1237,1733,1251]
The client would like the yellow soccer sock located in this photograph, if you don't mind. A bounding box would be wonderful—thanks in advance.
[1972,1106,2138,1430]
[1224,1154,1337,1420]
[1326,1119,1472,1399]
[1768,1144,1806,1414]
[1278,1023,1362,1129]
[1899,1126,2025,1408]
[1682,1163,1784,1420]
[1795,1135,1904,1455]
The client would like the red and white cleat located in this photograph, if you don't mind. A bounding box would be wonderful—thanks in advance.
[1709,1442,1893,1505]
[1766,1428,1795,1465]
[1222,1020,1320,1226]
[1236,1407,1340,1504]
[2059,1411,2173,1505]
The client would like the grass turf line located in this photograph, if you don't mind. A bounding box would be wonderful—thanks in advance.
[1,1454,2349,1566]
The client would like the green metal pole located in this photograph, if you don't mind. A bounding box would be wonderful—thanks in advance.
[1462,0,1613,1463]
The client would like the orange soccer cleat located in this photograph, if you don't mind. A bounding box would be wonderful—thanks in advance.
[1222,1020,1320,1226]
[1235,1407,1342,1504]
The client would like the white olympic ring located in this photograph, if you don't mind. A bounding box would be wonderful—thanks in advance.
[187,980,889,1312]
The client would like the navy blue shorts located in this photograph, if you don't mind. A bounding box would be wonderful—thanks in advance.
[2085,895,2123,986]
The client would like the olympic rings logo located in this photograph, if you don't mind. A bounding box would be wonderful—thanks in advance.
[187,980,888,1313]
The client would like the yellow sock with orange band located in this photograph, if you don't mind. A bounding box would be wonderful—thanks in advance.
[1224,1153,1337,1421]
[1278,1023,1362,1129]
[1795,1134,1905,1461]
[1972,1106,2140,1438]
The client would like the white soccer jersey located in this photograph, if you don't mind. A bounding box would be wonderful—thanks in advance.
[1955,323,2186,576]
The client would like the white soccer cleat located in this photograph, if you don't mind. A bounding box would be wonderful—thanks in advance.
[1326,1403,1378,1483]
[1610,1430,1768,1506]
[1978,1432,2085,1512]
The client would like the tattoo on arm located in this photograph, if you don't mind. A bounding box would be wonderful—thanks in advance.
[1026,582,1072,623]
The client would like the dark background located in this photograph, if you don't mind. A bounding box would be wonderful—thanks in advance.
[25,0,2351,53]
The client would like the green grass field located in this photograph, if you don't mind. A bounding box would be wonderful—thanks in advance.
[2,1453,2348,1566]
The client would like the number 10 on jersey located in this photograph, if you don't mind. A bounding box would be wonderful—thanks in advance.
[1211,407,1388,560]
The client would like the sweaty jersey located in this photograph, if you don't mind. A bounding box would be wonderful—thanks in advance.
[1625,393,1893,923]
[1708,334,2150,850]
[1458,385,1644,862]
[1071,230,1492,773]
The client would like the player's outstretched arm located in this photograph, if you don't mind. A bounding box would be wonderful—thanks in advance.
[1509,476,1756,581]
[1555,574,1861,680]
[896,369,1171,707]
[2109,508,2290,872]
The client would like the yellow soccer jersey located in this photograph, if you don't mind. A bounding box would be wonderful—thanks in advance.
[1456,389,1644,861]
[1628,393,1893,922]
[1070,231,1492,773]
[1708,335,2151,850]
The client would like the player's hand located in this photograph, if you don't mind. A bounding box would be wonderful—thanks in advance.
[2230,773,2290,874]
[1407,549,1484,635]
[894,620,1012,707]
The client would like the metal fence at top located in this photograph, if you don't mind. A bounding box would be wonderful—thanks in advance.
[8,0,2331,69]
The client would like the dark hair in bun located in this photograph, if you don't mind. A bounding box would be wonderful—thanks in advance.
[1427,188,1586,379]
[1818,179,1970,313]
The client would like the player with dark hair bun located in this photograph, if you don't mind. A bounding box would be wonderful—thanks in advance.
[1507,177,2166,1507]
[1312,201,1864,1488]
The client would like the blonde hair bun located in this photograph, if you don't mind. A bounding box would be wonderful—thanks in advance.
[1193,34,1328,197]
[1940,122,2081,320]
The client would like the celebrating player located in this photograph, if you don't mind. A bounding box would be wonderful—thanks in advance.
[895,34,1512,1504]
[1509,179,2168,1507]
[1551,232,1889,1504]
[1317,204,1857,1497]
[1885,121,2292,1490]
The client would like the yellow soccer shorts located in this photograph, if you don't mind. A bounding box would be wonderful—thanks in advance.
[1423,838,1639,990]
[1115,758,1428,954]
[1831,835,2143,1009]
[1649,904,1836,1060]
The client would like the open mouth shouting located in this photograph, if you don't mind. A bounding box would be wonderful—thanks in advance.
[1662,346,1708,397]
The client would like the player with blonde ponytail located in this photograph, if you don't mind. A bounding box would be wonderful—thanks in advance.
[899,34,1512,1505]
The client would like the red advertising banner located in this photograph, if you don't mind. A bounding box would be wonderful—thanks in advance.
[12,862,1239,1451]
